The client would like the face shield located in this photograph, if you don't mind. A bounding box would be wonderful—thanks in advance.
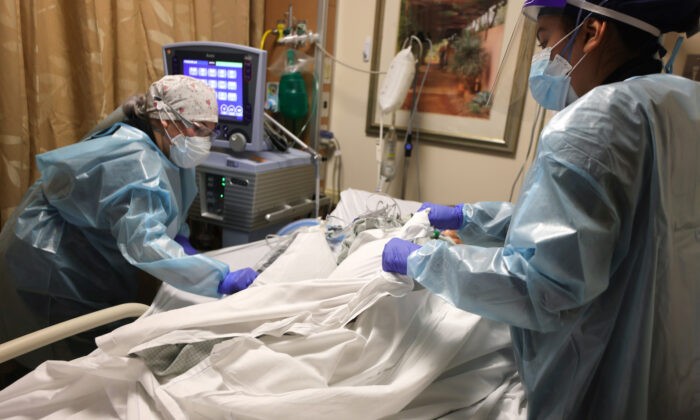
[145,75,218,168]
[494,0,663,98]
[489,0,664,109]
[488,0,690,198]
[524,0,660,36]
[152,97,216,139]
[152,98,215,168]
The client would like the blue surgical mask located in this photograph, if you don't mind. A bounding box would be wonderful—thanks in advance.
[528,23,588,111]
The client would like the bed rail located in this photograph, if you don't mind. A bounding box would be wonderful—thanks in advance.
[0,303,149,364]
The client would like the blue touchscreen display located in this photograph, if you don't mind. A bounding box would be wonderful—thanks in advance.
[182,59,244,121]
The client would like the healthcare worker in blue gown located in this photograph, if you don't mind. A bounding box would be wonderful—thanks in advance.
[383,1,700,418]
[0,75,257,368]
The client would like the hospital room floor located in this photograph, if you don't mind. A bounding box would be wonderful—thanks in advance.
[0,361,29,390]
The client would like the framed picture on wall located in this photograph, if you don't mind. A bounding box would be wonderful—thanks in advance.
[365,0,536,154]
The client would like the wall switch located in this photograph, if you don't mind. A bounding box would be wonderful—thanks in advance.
[323,60,333,84]
[363,37,372,62]
[321,91,331,118]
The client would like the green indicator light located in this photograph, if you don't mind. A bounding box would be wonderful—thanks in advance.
[220,194,224,198]
[221,177,226,181]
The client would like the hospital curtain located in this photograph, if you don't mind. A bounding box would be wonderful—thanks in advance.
[0,0,264,228]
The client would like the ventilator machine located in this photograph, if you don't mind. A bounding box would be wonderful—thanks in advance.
[163,42,327,246]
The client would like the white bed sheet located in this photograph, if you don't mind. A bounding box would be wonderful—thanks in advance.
[146,240,273,316]
[0,190,526,419]
[148,188,422,315]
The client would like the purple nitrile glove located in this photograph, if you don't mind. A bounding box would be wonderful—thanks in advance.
[218,267,258,295]
[174,234,198,255]
[418,202,464,230]
[382,238,422,275]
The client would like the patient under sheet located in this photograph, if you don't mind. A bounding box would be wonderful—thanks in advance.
[0,211,526,419]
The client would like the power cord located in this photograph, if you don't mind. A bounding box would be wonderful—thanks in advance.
[315,43,386,75]
[508,105,545,202]
[398,37,432,201]
[333,136,342,208]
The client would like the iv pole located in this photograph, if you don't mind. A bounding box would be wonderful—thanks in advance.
[400,57,421,199]
[310,0,329,152]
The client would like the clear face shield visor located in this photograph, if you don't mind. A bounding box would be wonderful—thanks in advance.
[488,0,661,109]
[487,0,663,199]
[152,95,216,139]
[488,0,662,110]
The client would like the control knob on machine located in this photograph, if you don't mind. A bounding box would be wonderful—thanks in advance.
[228,132,247,153]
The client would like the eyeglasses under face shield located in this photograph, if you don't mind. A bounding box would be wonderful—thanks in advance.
[153,95,217,138]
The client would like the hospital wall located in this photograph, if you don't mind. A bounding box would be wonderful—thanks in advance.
[327,1,542,205]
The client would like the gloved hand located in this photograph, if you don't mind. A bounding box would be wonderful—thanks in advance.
[382,238,421,275]
[218,267,258,295]
[418,202,464,230]
[174,234,198,256]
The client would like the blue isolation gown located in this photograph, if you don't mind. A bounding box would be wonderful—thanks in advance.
[407,74,700,419]
[0,123,228,367]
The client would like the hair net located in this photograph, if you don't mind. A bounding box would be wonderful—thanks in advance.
[146,75,218,122]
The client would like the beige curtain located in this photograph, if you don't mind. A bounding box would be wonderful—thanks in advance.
[0,0,264,227]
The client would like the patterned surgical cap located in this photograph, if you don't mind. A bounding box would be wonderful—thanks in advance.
[146,75,218,122]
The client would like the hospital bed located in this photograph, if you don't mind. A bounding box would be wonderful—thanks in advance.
[144,188,423,316]
[0,201,303,364]
[0,190,525,419]
[0,226,272,365]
